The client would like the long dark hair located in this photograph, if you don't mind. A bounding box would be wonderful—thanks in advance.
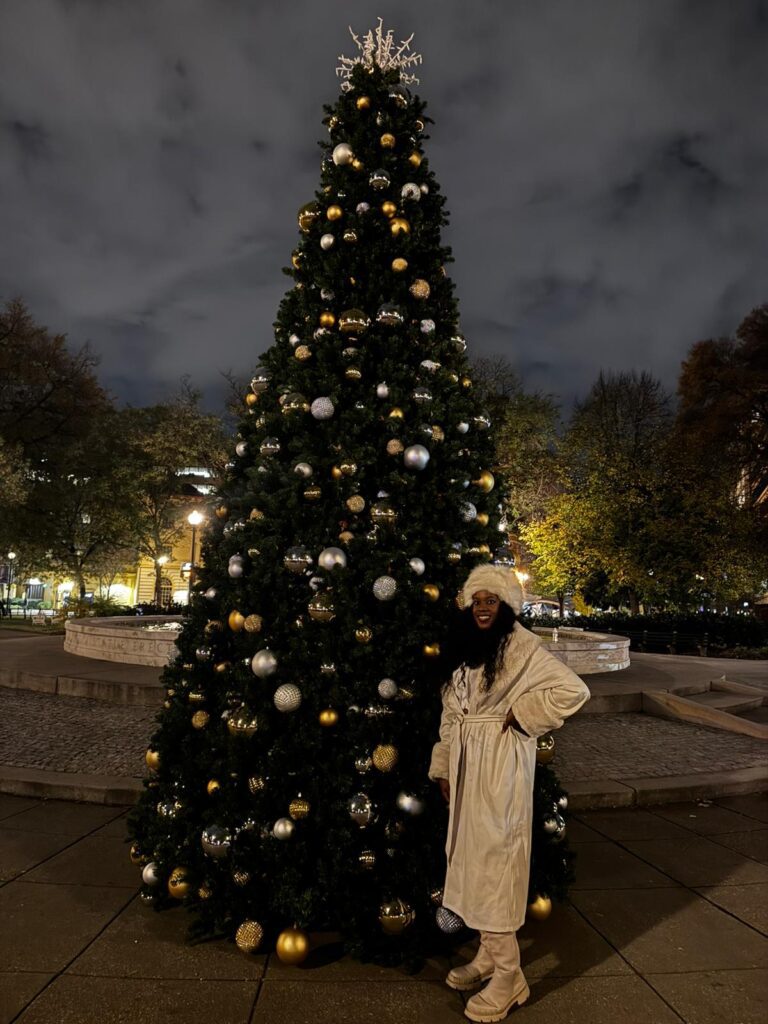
[442,601,518,692]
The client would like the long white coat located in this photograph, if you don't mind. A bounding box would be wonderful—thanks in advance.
[428,623,590,931]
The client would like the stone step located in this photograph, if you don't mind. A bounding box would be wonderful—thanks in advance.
[684,691,764,714]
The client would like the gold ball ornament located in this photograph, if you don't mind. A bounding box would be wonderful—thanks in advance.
[188,691,205,704]
[379,898,415,935]
[319,708,339,727]
[390,217,410,237]
[476,512,490,527]
[408,151,422,167]
[249,507,265,521]
[331,465,343,480]
[298,201,320,232]
[345,366,362,380]
[233,870,251,887]
[409,279,430,299]
[214,660,231,674]
[326,205,343,222]
[303,485,322,502]
[372,744,398,772]
[145,749,160,772]
[527,894,553,921]
[289,797,311,820]
[339,530,354,543]
[295,345,312,361]
[423,642,441,658]
[355,625,373,644]
[474,470,496,493]
[276,927,309,965]
[388,407,404,419]
[206,779,221,796]
[236,920,264,954]
[228,610,245,632]
[291,251,303,270]
[168,867,191,900]
[245,392,258,407]
[191,710,210,729]
[214,504,229,520]
[391,257,408,272]
[422,583,440,601]
[536,734,556,765]
[461,377,473,389]
[380,132,396,148]
[197,883,213,901]
[351,157,364,171]
[386,439,404,455]
[244,614,263,633]
[343,229,358,243]
[129,843,147,866]
[319,310,336,327]
[381,200,397,218]
[204,619,224,636]
[356,95,371,110]
[447,550,462,564]
[346,494,365,513]
[248,775,266,794]
[340,460,358,476]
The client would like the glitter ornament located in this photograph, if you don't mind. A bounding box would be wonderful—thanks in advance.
[346,494,365,513]
[386,439,404,455]
[235,920,264,954]
[459,501,478,523]
[356,201,371,214]
[420,319,436,334]
[289,797,311,820]
[436,906,464,933]
[372,744,398,772]
[294,344,312,360]
[409,279,430,299]
[378,678,398,699]
[401,182,421,201]
[273,683,302,712]
[359,849,376,869]
[392,257,408,272]
[373,575,397,601]
[311,396,335,419]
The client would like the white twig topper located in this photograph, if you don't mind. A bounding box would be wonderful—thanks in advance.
[337,18,422,91]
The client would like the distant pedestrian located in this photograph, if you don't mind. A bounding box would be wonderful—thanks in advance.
[430,564,590,1022]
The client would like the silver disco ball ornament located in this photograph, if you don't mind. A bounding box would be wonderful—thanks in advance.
[235,440,248,457]
[273,817,295,840]
[378,678,398,699]
[348,792,376,826]
[284,545,313,573]
[289,333,300,347]
[293,462,313,478]
[409,557,426,575]
[318,546,347,570]
[201,824,233,859]
[376,382,390,399]
[332,142,354,165]
[141,861,160,886]
[403,444,430,471]
[320,233,335,251]
[259,437,281,457]
[311,396,335,420]
[396,791,425,815]
[459,501,478,523]
[273,683,302,713]
[251,649,278,678]
[401,182,421,201]
[436,907,464,934]
[373,575,397,601]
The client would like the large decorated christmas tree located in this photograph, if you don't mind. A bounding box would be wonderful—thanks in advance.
[128,23,573,963]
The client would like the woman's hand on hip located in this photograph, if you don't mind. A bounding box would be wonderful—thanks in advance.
[502,708,527,735]
[437,778,450,804]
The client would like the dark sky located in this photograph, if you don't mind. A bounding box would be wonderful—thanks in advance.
[1,0,766,412]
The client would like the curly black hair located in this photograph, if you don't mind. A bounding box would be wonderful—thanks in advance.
[442,601,518,692]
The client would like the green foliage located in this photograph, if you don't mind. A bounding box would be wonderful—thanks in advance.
[127,63,574,960]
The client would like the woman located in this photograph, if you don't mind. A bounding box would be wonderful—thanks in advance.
[429,564,590,1022]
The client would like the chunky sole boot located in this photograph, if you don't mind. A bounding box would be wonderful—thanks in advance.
[445,963,494,991]
[464,976,529,1022]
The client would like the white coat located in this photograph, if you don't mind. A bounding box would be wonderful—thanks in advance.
[428,623,590,932]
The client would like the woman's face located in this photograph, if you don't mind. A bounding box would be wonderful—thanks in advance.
[471,590,500,630]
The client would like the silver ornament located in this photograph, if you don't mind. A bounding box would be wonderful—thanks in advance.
[251,649,277,678]
[457,421,470,434]
[332,142,354,165]
[355,755,373,773]
[376,382,390,399]
[284,545,313,573]
[396,792,425,815]
[273,817,295,840]
[412,386,432,404]
[401,182,421,201]
[348,793,376,826]
[543,816,560,835]
[201,825,232,859]
[308,575,324,591]
[409,557,426,575]
[228,555,244,579]
[369,168,391,190]
[235,440,248,457]
[420,183,429,194]
[459,501,477,522]
[474,412,492,430]
[451,333,468,353]
[259,437,281,456]
[320,288,335,301]
[318,546,348,570]
[420,319,436,335]
[376,303,404,326]
[310,396,334,420]
[436,907,464,934]
[142,861,160,886]
[156,800,182,819]
[373,575,397,601]
[195,645,213,661]
[273,683,302,712]
[289,333,300,347]
[320,233,335,251]
[378,678,398,699]
[420,359,440,373]
[250,372,271,393]
[556,795,568,811]
[293,462,313,478]
[403,444,430,470]
[356,201,371,214]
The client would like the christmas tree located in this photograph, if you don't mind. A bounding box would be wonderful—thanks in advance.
[128,23,574,963]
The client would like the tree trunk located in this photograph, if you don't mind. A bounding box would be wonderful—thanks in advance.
[628,589,640,615]
[154,562,163,609]
[557,591,565,617]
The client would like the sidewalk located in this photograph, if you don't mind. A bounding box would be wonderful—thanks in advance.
[1,793,766,1023]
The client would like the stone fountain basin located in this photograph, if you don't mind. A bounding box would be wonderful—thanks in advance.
[534,626,630,673]
[64,616,183,667]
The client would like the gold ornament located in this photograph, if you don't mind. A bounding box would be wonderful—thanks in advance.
[197,884,212,901]
[408,151,422,167]
[213,660,231,674]
[340,460,358,476]
[423,642,441,658]
[461,377,472,389]
[359,850,376,869]
[331,465,343,480]
[206,779,221,795]
[391,257,408,272]
[431,425,445,442]
[129,843,147,865]
[355,625,373,644]
[215,504,228,519]
[188,691,205,704]
[388,407,404,419]
[191,710,210,729]
[319,310,336,327]
[422,584,440,601]
[379,898,415,935]
[370,501,398,526]
[474,470,495,493]
[244,614,263,633]
[351,158,364,171]
[527,894,553,921]
[380,132,396,148]
[356,95,371,110]
[145,749,160,772]
[346,494,365,513]
[248,775,266,794]
[372,744,398,772]
[327,115,339,130]
[245,392,258,407]
[168,867,191,899]
[476,512,490,527]
[233,870,251,887]
[345,366,362,380]
[381,200,397,218]
[386,439,404,455]
[289,797,311,820]
[339,308,371,334]
[227,709,259,738]
[228,610,245,632]
[319,708,339,727]
[249,507,265,521]
[390,217,410,237]
[326,205,343,221]
[447,550,462,564]
[308,593,336,623]
[304,485,322,501]
[276,927,309,965]
[298,201,320,232]
[536,734,555,765]
[339,530,354,543]
[343,229,358,243]
[236,920,264,954]
[204,619,224,636]
[295,345,312,361]
[409,279,430,299]
[291,251,303,270]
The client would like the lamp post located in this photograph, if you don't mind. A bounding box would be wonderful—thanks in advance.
[7,552,16,619]
[186,511,204,607]
[154,554,169,610]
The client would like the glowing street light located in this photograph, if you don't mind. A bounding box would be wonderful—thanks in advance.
[186,511,205,607]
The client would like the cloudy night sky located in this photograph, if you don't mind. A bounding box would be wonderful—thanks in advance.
[1,0,766,413]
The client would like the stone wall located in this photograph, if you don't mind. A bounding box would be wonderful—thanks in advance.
[64,617,182,667]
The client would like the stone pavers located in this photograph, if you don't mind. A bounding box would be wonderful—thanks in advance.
[0,793,765,1023]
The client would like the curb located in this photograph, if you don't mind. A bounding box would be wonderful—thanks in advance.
[0,767,143,805]
[0,670,163,706]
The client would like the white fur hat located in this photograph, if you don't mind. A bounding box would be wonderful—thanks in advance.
[460,564,523,614]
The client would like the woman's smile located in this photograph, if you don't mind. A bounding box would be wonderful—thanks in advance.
[472,590,500,630]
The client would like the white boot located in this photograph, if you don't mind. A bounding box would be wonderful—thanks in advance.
[445,936,494,991]
[464,931,528,1023]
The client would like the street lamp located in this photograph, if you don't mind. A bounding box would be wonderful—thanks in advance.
[7,552,16,618]
[154,554,169,609]
[186,511,205,607]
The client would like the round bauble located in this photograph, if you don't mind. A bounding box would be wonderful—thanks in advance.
[557,795,568,811]
[318,546,347,570]
[235,440,248,457]
[227,556,244,579]
[401,182,421,201]
[304,484,321,500]
[356,201,370,214]
[289,797,311,820]
[409,557,426,575]
[369,168,390,190]
[191,710,210,729]
[206,779,221,795]
[376,382,390,398]
[422,583,440,601]
[276,927,309,965]
[294,344,312,361]
[355,625,373,644]
[274,683,302,713]
[356,95,371,110]
[284,545,312,573]
[244,614,263,633]
[388,83,409,108]
[342,229,358,244]
[282,392,310,415]
[527,894,553,921]
[355,754,373,773]
[167,867,191,900]
[408,151,422,168]
[227,708,259,738]
[247,775,266,794]
[201,825,232,859]
[293,461,313,478]
[320,233,335,251]
[348,792,376,826]
[228,610,245,632]
[308,592,336,622]
[339,308,370,333]
[142,861,160,886]
[475,470,495,493]
[298,201,320,232]
[273,817,295,840]
[326,204,343,222]
[391,257,408,272]
[536,734,555,765]
[459,501,478,523]
[251,649,277,677]
[386,439,404,455]
[130,843,147,866]
[379,898,415,935]
[372,744,398,772]
[423,642,441,658]
[332,142,354,165]
[373,575,397,601]
[403,444,430,470]
[436,906,464,934]
[396,791,425,815]
[409,279,430,299]
[370,500,397,526]
[340,460,357,476]
[319,707,339,727]
[359,849,376,869]
[236,920,264,954]
[378,678,398,699]
[390,217,410,236]
[346,494,365,513]
[380,132,396,148]
[203,586,218,601]
[311,396,334,420]
[376,303,404,327]
[420,319,436,335]
[145,749,160,772]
